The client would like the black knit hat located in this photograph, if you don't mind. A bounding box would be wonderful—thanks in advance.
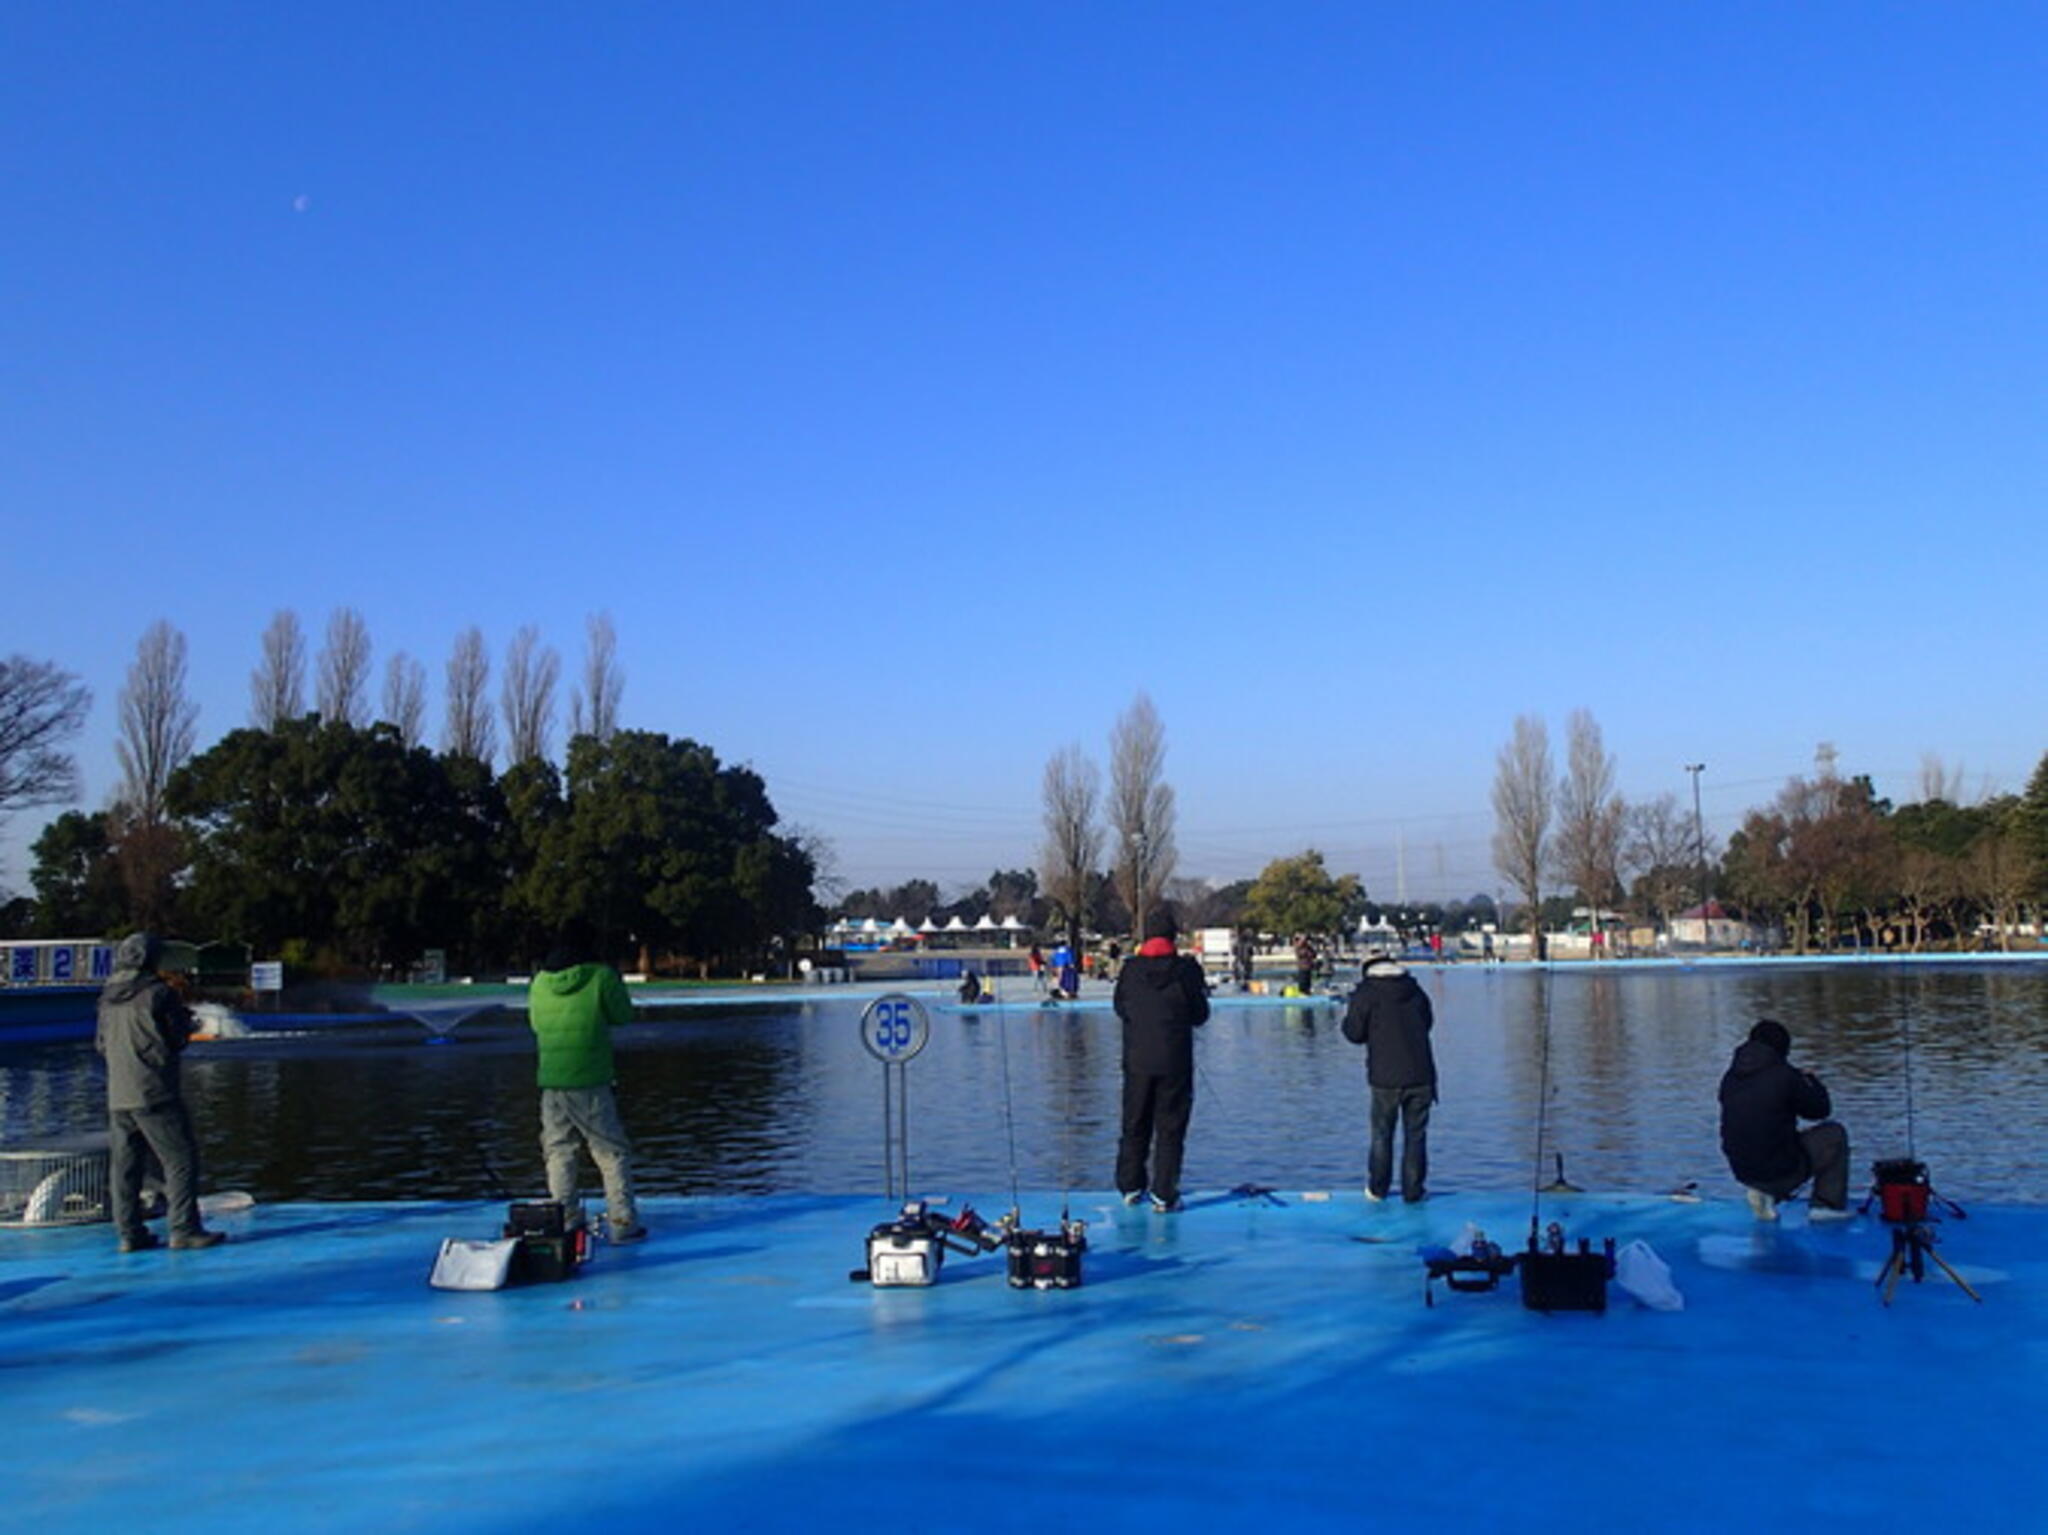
[1143,908,1178,942]
[1748,1018,1792,1055]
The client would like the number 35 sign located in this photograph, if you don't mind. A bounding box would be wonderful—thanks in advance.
[860,993,930,1063]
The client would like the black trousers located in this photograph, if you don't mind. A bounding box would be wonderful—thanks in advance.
[1368,1084,1433,1202]
[110,1101,203,1238]
[1117,1069,1194,1204]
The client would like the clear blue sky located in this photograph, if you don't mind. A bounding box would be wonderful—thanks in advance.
[6,5,2046,906]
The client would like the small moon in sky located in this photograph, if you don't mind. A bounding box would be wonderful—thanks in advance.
[292,194,311,214]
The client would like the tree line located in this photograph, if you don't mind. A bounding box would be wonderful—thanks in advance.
[1490,712,2048,954]
[11,639,2048,969]
[0,616,818,977]
[854,705,2048,957]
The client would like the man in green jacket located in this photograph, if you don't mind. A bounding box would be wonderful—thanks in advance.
[528,925,644,1242]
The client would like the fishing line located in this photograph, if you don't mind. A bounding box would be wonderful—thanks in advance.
[992,970,1022,1214]
[1902,986,1918,1160]
[1529,952,1556,1247]
[1058,998,1076,1227]
[473,1128,512,1200]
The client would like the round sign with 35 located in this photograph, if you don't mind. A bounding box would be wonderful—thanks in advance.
[860,993,930,1063]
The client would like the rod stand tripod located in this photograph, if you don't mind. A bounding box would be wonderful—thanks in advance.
[1865,1159,1979,1306]
[1875,1217,1980,1305]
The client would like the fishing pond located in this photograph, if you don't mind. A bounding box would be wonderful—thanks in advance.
[4,960,2044,1204]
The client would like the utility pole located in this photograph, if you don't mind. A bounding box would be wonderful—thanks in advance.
[1684,763,1708,944]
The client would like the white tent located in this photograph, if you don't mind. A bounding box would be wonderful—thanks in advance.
[889,917,912,935]
[943,916,969,932]
[918,918,938,933]
[973,914,997,931]
[998,915,1025,930]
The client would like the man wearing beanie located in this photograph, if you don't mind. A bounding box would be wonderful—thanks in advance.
[1341,951,1438,1203]
[1113,908,1209,1213]
[1718,1017,1851,1220]
[96,932,225,1251]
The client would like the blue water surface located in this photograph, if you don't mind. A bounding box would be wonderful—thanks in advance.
[4,962,2044,1203]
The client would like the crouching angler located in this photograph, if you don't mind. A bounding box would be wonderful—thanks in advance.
[1718,1018,1851,1220]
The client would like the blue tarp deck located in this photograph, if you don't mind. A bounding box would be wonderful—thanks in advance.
[5,1189,2043,1531]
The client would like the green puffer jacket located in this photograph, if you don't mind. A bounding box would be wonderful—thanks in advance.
[528,963,634,1089]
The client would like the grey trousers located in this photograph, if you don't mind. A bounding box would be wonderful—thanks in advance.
[1755,1121,1851,1209]
[1368,1084,1433,1203]
[540,1085,639,1229]
[110,1102,203,1239]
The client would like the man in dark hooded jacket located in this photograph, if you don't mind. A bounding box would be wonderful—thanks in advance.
[1719,1018,1850,1220]
[1341,953,1437,1203]
[95,932,225,1252]
[1113,909,1209,1213]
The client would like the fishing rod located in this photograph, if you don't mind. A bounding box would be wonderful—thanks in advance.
[1529,954,1555,1247]
[473,1127,513,1200]
[992,969,1022,1217]
[1001,959,1089,1289]
[1902,988,1919,1161]
[1057,979,1076,1229]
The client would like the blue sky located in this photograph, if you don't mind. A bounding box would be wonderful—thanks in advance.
[6,5,2046,906]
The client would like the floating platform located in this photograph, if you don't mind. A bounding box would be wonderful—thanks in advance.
[939,989,1340,1015]
[4,1187,2043,1530]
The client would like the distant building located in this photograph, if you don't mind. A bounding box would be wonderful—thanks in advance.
[1669,901,1752,950]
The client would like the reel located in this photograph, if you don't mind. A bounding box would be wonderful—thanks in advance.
[850,1200,1011,1288]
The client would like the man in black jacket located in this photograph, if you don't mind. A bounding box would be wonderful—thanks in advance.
[1113,909,1209,1213]
[1718,1018,1850,1220]
[1341,953,1438,1203]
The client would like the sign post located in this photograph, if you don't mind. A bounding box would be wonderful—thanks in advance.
[860,993,930,1200]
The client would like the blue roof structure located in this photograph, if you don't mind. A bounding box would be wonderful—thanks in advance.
[5,1186,2042,1530]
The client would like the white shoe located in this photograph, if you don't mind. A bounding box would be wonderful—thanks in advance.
[1745,1188,1779,1222]
[1363,1189,1385,1203]
[1808,1203,1854,1223]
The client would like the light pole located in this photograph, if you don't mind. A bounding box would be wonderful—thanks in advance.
[1683,763,1708,943]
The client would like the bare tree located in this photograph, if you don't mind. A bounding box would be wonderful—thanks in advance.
[1040,744,1104,956]
[110,621,198,929]
[1162,875,1217,927]
[1919,753,1966,805]
[0,655,91,827]
[1959,805,2030,952]
[1620,792,1706,926]
[1109,692,1178,932]
[382,652,427,749]
[114,621,198,824]
[500,625,561,765]
[443,627,496,763]
[568,611,624,742]
[249,610,307,728]
[1553,708,1625,949]
[1490,714,1553,955]
[316,607,372,727]
[788,824,842,907]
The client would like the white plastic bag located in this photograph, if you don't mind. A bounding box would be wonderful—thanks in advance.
[1613,1239,1683,1311]
[429,1237,518,1291]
